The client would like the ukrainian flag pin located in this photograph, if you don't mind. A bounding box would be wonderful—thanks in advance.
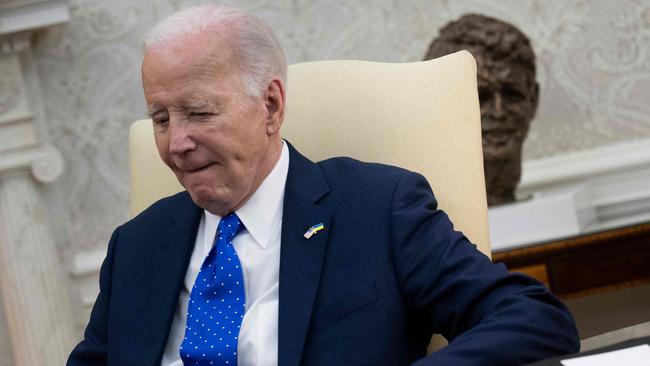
[304,223,325,239]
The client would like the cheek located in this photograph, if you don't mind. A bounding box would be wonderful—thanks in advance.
[154,132,171,164]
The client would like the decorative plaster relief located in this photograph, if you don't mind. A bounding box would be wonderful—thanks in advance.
[0,34,29,55]
[0,0,70,35]
[0,64,19,115]
[0,1,73,362]
[0,145,64,183]
[0,172,75,365]
[30,144,64,183]
[0,53,31,121]
[0,119,37,153]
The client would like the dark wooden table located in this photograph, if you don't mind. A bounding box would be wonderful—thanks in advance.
[492,222,650,299]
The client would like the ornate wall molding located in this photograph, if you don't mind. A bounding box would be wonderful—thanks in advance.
[0,0,70,36]
[0,144,64,182]
[29,144,64,183]
[0,33,30,55]
[69,247,105,325]
[0,171,76,365]
[0,1,73,364]
[519,139,650,195]
[0,67,20,116]
[0,55,31,127]
[490,138,650,250]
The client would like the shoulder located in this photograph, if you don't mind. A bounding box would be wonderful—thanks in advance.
[119,191,196,235]
[313,156,433,209]
[317,156,416,183]
[316,156,428,191]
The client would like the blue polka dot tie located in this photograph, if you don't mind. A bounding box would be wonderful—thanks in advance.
[180,213,245,365]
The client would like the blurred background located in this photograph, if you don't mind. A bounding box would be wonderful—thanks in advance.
[1,0,649,364]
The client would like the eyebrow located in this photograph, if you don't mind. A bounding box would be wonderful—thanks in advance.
[145,102,167,118]
[145,99,219,118]
[144,109,161,118]
[184,99,217,110]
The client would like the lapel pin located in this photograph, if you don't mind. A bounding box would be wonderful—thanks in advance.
[304,223,325,239]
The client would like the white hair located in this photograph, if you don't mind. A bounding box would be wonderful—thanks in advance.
[143,5,287,97]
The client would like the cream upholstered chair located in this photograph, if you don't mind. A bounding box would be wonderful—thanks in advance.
[129,50,490,350]
[129,50,489,253]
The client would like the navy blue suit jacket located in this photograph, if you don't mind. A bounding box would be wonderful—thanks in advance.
[68,144,579,365]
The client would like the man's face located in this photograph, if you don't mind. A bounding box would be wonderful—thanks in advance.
[142,35,282,215]
[475,55,538,204]
[476,55,538,161]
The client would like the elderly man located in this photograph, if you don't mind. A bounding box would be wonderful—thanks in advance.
[68,5,579,366]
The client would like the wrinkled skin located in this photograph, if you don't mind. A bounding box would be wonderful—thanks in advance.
[142,31,285,216]
[425,14,539,205]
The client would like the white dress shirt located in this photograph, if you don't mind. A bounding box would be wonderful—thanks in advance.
[162,142,289,366]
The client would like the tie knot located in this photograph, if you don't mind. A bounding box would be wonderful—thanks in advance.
[217,212,244,241]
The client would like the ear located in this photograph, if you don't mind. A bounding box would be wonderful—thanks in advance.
[264,77,285,136]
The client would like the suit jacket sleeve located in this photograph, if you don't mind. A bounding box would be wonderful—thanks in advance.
[67,227,120,365]
[389,172,579,366]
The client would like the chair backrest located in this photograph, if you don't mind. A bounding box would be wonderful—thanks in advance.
[129,50,490,255]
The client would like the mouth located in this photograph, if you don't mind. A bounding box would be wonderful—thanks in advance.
[176,162,215,174]
[187,165,208,173]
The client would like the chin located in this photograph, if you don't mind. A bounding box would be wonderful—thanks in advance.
[186,186,231,214]
[188,188,219,207]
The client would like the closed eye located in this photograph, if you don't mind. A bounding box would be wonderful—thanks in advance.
[153,117,169,125]
[189,111,214,118]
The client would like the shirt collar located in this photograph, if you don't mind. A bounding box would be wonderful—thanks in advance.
[203,141,289,249]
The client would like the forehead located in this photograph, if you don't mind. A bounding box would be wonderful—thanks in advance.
[477,62,534,91]
[145,44,220,75]
[142,30,239,80]
[142,37,244,105]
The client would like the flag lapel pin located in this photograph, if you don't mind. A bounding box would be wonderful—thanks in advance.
[304,223,325,239]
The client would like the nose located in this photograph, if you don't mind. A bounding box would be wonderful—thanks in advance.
[492,93,505,119]
[168,121,196,155]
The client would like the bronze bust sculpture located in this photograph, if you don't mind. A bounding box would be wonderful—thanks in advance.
[425,14,539,205]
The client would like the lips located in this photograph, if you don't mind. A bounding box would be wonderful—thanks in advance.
[189,162,218,173]
[187,164,208,173]
[173,160,215,173]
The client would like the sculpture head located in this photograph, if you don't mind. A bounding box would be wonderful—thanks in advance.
[425,14,539,205]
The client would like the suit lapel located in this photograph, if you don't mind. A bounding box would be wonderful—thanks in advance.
[278,144,332,366]
[142,194,202,365]
[135,144,331,366]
